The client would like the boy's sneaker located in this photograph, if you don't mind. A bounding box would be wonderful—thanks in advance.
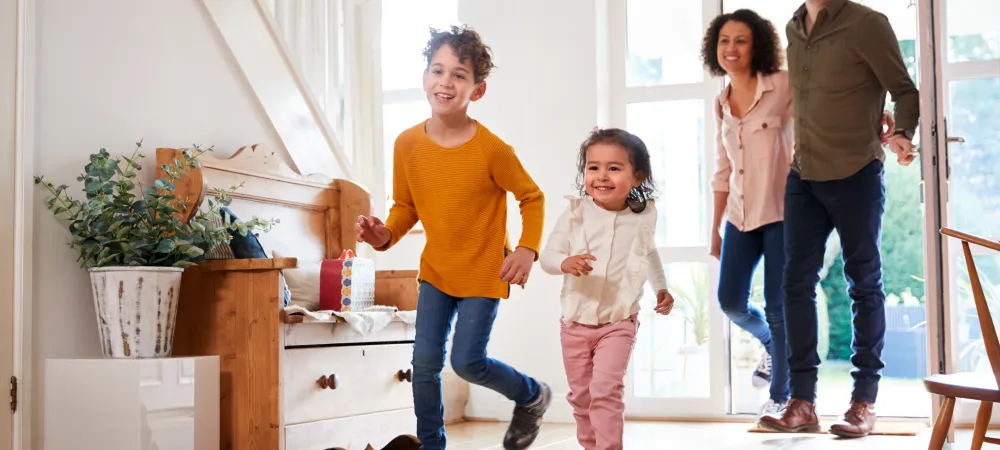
[752,351,771,388]
[758,399,784,419]
[503,382,552,450]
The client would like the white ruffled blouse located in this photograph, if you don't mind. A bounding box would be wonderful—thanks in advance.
[539,196,668,325]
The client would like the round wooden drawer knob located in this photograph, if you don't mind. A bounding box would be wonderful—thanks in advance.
[396,368,412,383]
[317,374,339,390]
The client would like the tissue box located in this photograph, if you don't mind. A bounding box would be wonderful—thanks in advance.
[319,249,375,312]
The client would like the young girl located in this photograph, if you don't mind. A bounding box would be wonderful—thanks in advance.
[540,128,674,450]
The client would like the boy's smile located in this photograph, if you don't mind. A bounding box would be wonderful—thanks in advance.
[423,44,486,117]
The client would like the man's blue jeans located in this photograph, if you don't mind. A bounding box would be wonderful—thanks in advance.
[783,160,887,405]
[718,220,790,404]
[412,282,541,450]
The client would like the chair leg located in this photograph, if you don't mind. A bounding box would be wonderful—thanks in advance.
[971,401,994,450]
[929,397,956,450]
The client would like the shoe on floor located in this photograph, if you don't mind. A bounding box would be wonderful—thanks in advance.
[758,399,784,419]
[758,398,820,433]
[752,351,771,388]
[503,382,552,450]
[829,402,877,438]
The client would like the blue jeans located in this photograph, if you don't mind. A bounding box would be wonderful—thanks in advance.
[783,160,887,404]
[412,282,541,450]
[718,221,790,404]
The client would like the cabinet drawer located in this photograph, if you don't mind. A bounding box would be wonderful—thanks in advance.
[285,408,415,450]
[282,344,413,425]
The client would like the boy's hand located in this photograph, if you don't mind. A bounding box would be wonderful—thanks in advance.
[561,254,596,277]
[356,215,390,248]
[654,289,674,315]
[500,247,536,286]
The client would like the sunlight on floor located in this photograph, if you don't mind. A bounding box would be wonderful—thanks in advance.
[446,420,973,449]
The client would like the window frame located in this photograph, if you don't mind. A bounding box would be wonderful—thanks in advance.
[609,0,730,418]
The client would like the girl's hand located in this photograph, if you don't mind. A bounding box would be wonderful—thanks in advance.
[710,229,722,261]
[561,254,596,277]
[500,247,536,286]
[356,215,390,248]
[654,290,674,315]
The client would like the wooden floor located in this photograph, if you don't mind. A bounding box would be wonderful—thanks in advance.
[445,420,974,449]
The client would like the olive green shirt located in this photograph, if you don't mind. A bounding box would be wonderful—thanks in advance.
[786,0,919,181]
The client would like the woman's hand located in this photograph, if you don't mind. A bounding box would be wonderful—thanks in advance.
[880,110,895,145]
[710,229,722,261]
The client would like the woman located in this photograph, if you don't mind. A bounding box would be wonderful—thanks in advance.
[701,9,894,419]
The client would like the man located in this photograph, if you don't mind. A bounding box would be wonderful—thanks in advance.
[758,0,919,438]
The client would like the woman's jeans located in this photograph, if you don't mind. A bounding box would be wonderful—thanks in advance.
[718,221,790,404]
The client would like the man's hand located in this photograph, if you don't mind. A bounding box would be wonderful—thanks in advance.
[654,290,675,315]
[356,215,391,248]
[500,247,536,286]
[880,110,895,145]
[561,254,597,277]
[888,134,917,167]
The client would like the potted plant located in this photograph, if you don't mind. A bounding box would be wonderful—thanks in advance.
[35,140,275,359]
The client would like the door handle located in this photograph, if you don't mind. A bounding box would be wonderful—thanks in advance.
[947,136,966,144]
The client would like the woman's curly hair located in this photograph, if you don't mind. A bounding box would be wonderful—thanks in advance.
[700,9,783,77]
[422,25,495,83]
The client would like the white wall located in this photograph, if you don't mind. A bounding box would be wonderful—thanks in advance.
[31,0,282,446]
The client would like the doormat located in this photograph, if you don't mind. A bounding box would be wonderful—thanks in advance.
[748,420,927,436]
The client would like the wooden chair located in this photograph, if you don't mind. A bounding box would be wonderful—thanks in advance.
[926,228,1000,449]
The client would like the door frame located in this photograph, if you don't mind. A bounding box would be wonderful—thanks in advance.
[924,0,1000,428]
[6,0,34,448]
[915,0,949,430]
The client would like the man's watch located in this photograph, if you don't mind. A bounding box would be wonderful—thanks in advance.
[892,128,913,140]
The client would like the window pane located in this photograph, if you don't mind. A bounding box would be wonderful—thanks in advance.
[626,0,703,86]
[632,262,711,398]
[382,101,430,216]
[626,100,706,247]
[947,77,1000,239]
[947,0,1000,62]
[381,0,458,91]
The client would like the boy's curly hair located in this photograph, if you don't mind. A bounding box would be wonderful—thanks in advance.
[422,25,495,83]
[700,9,783,77]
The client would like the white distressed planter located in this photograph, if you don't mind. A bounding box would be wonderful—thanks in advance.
[89,266,184,359]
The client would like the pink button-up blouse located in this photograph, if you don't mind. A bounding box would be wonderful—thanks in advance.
[711,70,795,232]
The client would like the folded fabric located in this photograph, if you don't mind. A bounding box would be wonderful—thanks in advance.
[283,305,416,337]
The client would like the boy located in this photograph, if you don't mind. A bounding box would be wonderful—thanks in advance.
[356,25,550,450]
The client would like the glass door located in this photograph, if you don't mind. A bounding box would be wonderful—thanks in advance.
[612,0,730,417]
[932,0,1000,425]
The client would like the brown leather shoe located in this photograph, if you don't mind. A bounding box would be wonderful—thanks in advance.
[829,402,876,438]
[758,398,821,433]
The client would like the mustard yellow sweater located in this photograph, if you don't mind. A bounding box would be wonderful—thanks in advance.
[377,121,545,299]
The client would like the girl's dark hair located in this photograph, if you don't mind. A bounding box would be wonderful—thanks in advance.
[575,128,656,214]
[700,9,783,77]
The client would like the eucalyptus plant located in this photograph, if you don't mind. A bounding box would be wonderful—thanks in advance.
[34,140,277,268]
